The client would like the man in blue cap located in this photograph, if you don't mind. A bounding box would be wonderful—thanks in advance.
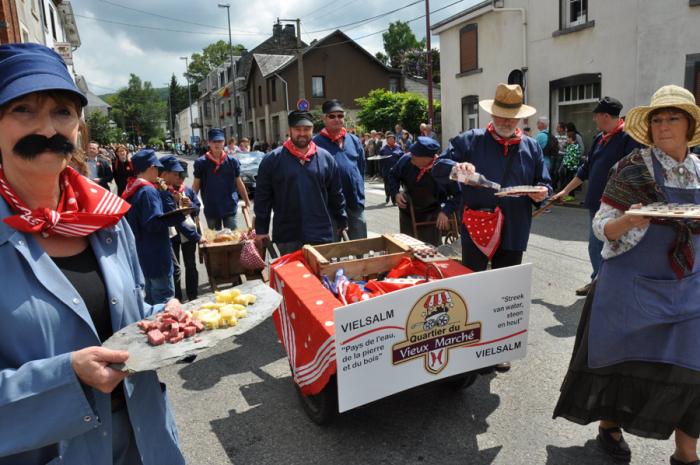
[254,110,347,254]
[123,149,186,304]
[387,137,460,245]
[313,99,367,239]
[192,128,251,230]
[379,131,404,204]
[160,155,201,302]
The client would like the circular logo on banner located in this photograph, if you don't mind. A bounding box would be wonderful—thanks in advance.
[296,99,310,111]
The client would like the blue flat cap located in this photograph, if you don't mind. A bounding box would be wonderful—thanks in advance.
[409,136,441,157]
[208,128,225,141]
[132,149,163,173]
[159,155,184,172]
[0,43,87,107]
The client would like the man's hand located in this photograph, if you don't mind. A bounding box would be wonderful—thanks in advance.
[254,234,270,248]
[527,187,549,203]
[71,347,129,394]
[395,192,408,209]
[436,212,450,230]
[454,162,476,175]
[550,189,568,203]
[180,196,192,207]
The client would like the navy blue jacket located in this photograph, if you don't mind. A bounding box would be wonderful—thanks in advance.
[193,154,241,218]
[254,145,347,244]
[313,132,365,210]
[379,143,403,177]
[433,129,552,251]
[576,131,642,211]
[388,154,461,215]
[126,185,184,278]
[173,185,201,243]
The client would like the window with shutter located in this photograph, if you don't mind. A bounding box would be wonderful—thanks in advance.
[459,24,478,74]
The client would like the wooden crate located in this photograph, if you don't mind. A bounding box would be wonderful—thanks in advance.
[302,235,410,279]
[198,241,264,291]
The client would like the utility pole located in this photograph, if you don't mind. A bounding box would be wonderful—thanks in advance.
[279,18,305,100]
[179,56,195,144]
[218,3,240,139]
[164,82,173,142]
[425,0,434,126]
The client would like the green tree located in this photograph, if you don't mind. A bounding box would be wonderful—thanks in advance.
[374,51,389,66]
[401,48,441,83]
[168,74,191,134]
[382,21,424,68]
[355,89,440,135]
[85,111,119,145]
[108,74,166,145]
[186,40,246,85]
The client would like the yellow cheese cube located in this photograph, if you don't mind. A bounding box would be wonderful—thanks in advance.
[236,308,248,319]
[199,311,221,329]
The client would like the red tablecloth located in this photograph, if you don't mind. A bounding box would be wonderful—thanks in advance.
[271,252,471,395]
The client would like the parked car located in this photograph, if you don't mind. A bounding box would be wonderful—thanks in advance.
[238,150,266,196]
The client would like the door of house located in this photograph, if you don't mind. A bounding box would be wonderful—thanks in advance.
[552,80,601,152]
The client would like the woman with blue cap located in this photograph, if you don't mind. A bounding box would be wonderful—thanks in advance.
[0,43,185,465]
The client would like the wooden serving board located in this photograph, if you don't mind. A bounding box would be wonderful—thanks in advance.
[624,203,700,220]
[103,280,281,373]
[494,185,548,197]
[366,155,394,161]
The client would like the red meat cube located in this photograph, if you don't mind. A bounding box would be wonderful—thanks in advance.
[192,320,205,332]
[168,333,184,344]
[147,329,165,346]
[183,326,196,338]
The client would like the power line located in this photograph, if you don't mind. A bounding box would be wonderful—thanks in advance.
[302,0,347,22]
[306,0,423,34]
[97,0,262,35]
[74,14,267,37]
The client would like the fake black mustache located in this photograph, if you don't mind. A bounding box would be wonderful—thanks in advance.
[13,134,76,159]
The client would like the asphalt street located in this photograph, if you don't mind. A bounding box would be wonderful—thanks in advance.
[157,175,675,465]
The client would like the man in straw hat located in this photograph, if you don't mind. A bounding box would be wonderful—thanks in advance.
[432,83,552,371]
[551,96,642,296]
[554,86,700,464]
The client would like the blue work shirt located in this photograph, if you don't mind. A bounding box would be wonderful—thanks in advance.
[387,154,461,215]
[313,132,366,210]
[535,129,549,150]
[174,185,201,243]
[193,154,241,218]
[433,128,552,251]
[379,143,403,177]
[576,131,642,211]
[254,145,347,244]
[125,185,184,278]
[0,199,184,465]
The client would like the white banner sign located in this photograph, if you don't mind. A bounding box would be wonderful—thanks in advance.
[334,264,532,412]
[53,42,73,65]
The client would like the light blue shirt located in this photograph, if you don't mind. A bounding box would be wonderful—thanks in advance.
[0,198,185,465]
[535,129,549,150]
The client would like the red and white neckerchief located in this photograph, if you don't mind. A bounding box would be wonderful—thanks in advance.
[415,155,438,182]
[283,138,318,164]
[121,177,157,200]
[0,166,130,238]
[600,119,624,146]
[168,184,185,194]
[320,127,347,145]
[205,150,227,173]
[462,207,504,260]
[487,122,522,156]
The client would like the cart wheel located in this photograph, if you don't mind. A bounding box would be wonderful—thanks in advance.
[294,375,338,425]
[441,371,478,390]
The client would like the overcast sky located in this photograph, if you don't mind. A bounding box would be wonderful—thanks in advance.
[70,0,479,94]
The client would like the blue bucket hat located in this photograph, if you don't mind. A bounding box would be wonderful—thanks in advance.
[208,128,225,141]
[409,136,441,157]
[132,149,163,173]
[159,155,184,173]
[0,43,87,107]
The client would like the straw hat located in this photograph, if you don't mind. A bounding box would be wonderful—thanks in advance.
[479,83,536,119]
[625,85,700,147]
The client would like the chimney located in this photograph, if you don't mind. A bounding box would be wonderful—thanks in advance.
[283,24,296,39]
[273,23,282,38]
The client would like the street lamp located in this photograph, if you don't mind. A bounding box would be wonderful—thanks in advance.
[218,3,239,139]
[179,56,195,145]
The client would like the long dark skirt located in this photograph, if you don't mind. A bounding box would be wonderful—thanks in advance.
[553,281,700,439]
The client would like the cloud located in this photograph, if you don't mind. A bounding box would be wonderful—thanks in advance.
[70,0,474,93]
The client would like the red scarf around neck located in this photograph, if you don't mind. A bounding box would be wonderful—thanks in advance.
[415,155,438,182]
[168,183,185,194]
[487,122,522,156]
[283,138,318,163]
[600,119,625,146]
[205,150,227,173]
[121,177,157,200]
[0,166,130,237]
[320,127,347,144]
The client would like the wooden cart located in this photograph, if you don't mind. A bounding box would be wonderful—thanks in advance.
[198,207,266,291]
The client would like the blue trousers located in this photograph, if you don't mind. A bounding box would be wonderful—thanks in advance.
[588,208,604,280]
[332,205,367,241]
[205,215,237,230]
[144,274,174,305]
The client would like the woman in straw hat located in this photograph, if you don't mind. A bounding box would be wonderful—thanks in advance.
[553,85,700,465]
